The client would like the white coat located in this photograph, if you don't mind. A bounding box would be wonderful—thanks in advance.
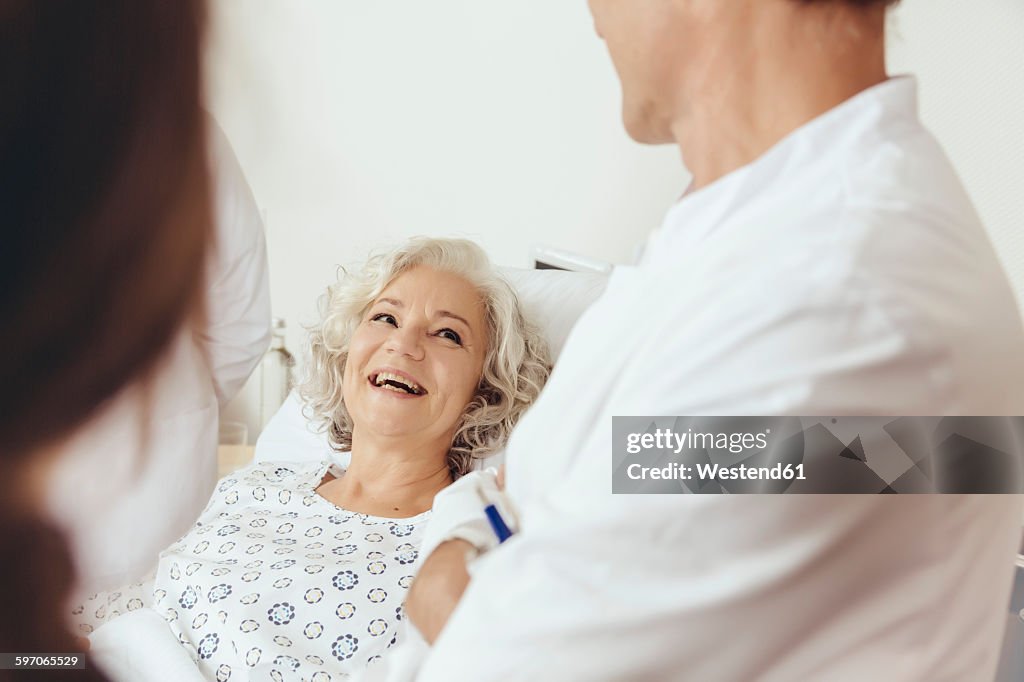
[415,78,1024,681]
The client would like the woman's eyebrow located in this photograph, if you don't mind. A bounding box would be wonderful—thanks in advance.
[437,310,471,329]
[375,297,403,308]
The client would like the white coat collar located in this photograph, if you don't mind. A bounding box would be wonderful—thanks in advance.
[642,76,920,265]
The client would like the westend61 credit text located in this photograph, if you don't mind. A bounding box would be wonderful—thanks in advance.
[612,416,1024,494]
[627,461,807,481]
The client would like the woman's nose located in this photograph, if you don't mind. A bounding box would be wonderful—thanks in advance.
[384,325,425,361]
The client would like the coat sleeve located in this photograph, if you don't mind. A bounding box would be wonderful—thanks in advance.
[197,117,272,406]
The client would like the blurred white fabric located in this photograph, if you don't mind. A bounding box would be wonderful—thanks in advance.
[89,608,206,682]
[48,119,271,596]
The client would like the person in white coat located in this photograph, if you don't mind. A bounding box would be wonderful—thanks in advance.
[48,120,272,595]
[402,1,1024,680]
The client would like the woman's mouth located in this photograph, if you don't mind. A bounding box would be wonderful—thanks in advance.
[368,370,426,396]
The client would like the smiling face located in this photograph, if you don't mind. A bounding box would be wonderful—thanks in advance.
[341,266,488,451]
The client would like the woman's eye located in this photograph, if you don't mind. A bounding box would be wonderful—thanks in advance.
[437,329,462,345]
[371,313,397,326]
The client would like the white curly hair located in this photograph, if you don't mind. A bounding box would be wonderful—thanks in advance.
[300,237,551,479]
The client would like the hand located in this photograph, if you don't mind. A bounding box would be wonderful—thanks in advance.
[406,539,474,644]
[407,466,515,644]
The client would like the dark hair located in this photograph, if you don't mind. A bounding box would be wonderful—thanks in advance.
[0,0,209,673]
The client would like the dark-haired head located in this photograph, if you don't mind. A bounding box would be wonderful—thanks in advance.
[0,0,210,669]
[0,1,210,465]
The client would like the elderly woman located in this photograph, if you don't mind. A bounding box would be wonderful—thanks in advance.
[72,237,550,681]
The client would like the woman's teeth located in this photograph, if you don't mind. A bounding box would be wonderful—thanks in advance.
[372,371,423,395]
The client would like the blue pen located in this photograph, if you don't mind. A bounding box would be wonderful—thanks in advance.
[477,488,514,543]
[484,504,514,544]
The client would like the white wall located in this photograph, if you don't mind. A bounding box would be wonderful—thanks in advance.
[205,0,686,371]
[208,1,1024,435]
[887,0,1024,303]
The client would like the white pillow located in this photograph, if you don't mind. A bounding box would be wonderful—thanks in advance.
[498,267,608,361]
[254,267,609,465]
[253,390,338,464]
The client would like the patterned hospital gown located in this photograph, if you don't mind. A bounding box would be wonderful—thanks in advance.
[73,459,430,681]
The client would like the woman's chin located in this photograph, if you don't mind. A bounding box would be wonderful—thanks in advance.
[357,416,431,441]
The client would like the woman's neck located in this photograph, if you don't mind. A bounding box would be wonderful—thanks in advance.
[316,431,453,518]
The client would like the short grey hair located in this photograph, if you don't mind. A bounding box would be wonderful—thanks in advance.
[300,237,551,478]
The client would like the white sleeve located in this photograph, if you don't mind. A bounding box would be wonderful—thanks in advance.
[197,117,272,406]
[88,608,207,682]
[417,493,1021,681]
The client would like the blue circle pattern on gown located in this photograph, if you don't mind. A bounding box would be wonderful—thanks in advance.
[140,460,431,680]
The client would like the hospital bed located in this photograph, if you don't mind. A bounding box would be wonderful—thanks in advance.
[87,265,609,682]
